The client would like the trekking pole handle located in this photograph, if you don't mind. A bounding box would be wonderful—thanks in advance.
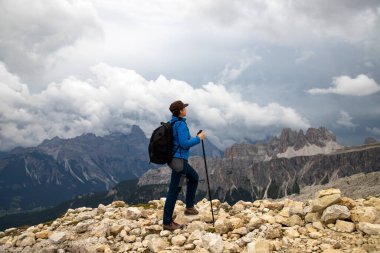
[197,130,203,135]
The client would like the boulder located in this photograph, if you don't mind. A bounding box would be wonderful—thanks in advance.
[312,221,324,230]
[175,212,200,225]
[321,205,350,224]
[322,250,343,253]
[263,200,284,211]
[351,206,378,223]
[316,188,341,198]
[229,217,244,229]
[232,227,248,236]
[356,222,380,235]
[35,230,49,239]
[247,239,273,253]
[338,197,356,209]
[231,202,245,214]
[289,201,305,216]
[279,215,304,227]
[124,235,136,243]
[188,230,203,243]
[16,232,35,247]
[364,196,380,211]
[201,233,224,253]
[187,221,207,233]
[283,228,300,238]
[312,194,341,212]
[265,224,282,239]
[335,220,355,233]
[309,231,322,239]
[171,235,186,246]
[261,214,276,224]
[215,217,232,234]
[109,224,123,236]
[148,237,169,252]
[184,243,196,250]
[305,212,321,223]
[199,209,214,223]
[279,207,291,218]
[75,221,94,234]
[49,232,67,244]
[123,207,142,220]
[97,204,107,215]
[111,200,127,207]
[247,217,264,231]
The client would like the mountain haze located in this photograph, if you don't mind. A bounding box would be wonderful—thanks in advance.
[0,126,150,211]
[0,126,222,212]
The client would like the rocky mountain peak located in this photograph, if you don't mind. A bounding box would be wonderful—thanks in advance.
[224,127,340,160]
[278,127,337,153]
[1,188,379,252]
[278,128,298,152]
[364,137,378,145]
[305,127,336,145]
[39,136,64,148]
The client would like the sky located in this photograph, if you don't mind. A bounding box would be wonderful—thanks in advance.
[0,0,379,151]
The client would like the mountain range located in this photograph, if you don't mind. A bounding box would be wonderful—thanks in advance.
[0,125,222,212]
[137,127,379,202]
[0,126,379,230]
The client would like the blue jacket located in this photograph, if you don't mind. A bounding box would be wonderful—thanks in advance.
[169,116,200,160]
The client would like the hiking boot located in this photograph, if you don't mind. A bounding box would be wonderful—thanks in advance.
[184,207,199,215]
[162,221,183,231]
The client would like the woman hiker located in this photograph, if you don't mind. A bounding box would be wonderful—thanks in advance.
[162,100,206,230]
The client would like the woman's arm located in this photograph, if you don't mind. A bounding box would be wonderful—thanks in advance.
[177,122,200,149]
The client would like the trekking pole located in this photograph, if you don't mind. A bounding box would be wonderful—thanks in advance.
[198,130,215,227]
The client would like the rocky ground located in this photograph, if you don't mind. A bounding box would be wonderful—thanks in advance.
[0,188,379,253]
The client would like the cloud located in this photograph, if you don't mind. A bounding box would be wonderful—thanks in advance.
[366,127,380,136]
[337,111,356,128]
[191,0,379,44]
[0,62,310,151]
[216,56,260,84]
[295,50,315,64]
[0,0,102,84]
[308,74,380,96]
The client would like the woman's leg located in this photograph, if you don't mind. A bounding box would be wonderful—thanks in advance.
[163,169,182,225]
[184,161,199,208]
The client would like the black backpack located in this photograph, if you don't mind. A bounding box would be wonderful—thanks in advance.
[148,120,180,164]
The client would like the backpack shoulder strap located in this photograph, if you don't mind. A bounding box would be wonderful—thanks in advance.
[170,119,184,156]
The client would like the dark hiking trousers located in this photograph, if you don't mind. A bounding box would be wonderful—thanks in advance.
[163,159,199,225]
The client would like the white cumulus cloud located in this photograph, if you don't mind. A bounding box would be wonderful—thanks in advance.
[366,127,380,136]
[295,50,315,64]
[308,74,380,96]
[0,62,310,151]
[337,111,356,128]
[216,56,260,84]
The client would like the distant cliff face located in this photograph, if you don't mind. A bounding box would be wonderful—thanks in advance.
[0,126,151,211]
[224,127,341,160]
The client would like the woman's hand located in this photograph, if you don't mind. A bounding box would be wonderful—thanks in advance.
[197,131,206,140]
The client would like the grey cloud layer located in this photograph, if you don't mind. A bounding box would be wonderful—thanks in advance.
[0,0,379,148]
[0,62,310,151]
[0,0,102,85]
